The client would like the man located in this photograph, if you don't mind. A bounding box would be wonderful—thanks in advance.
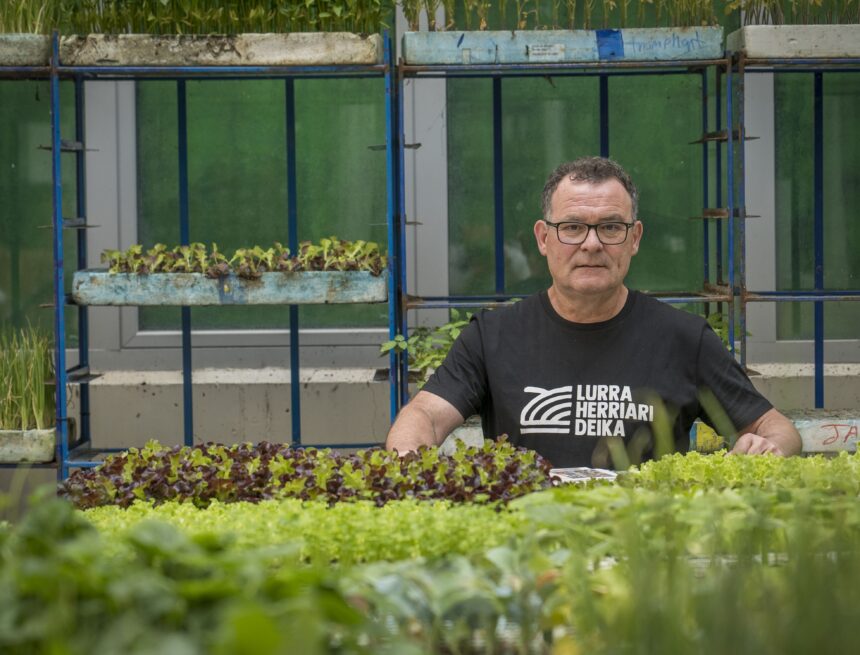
[386,157,801,468]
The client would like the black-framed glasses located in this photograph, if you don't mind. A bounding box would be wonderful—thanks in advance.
[544,220,636,245]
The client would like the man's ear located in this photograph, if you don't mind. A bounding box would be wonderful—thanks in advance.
[534,219,549,256]
[630,220,643,255]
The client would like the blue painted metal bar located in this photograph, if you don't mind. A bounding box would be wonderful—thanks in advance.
[701,69,710,292]
[177,80,194,446]
[285,78,301,445]
[401,59,728,75]
[813,72,824,408]
[736,62,748,368]
[740,58,860,67]
[50,32,70,480]
[715,66,723,294]
[397,60,410,409]
[74,75,91,447]
[725,63,736,355]
[382,33,400,421]
[59,65,386,76]
[492,76,505,294]
[0,66,51,78]
[61,73,385,83]
[746,291,860,301]
[599,75,609,157]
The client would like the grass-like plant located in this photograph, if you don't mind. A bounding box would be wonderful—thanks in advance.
[0,326,55,431]
[730,0,860,25]
[0,0,396,35]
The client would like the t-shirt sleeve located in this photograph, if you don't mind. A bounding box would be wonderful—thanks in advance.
[696,323,772,432]
[420,315,488,420]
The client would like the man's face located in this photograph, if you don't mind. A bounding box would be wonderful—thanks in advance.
[534,177,643,298]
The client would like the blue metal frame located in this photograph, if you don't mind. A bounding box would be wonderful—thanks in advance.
[733,54,860,411]
[394,58,733,412]
[41,31,398,477]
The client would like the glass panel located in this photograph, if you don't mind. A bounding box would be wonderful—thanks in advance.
[136,78,388,331]
[775,73,860,340]
[0,79,78,344]
[447,73,707,298]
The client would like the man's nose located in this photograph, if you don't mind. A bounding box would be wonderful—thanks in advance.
[579,226,603,250]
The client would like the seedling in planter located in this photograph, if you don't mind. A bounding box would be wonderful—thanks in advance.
[0,326,55,431]
[101,239,386,279]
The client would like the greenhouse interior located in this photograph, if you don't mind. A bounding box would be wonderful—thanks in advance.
[1,1,859,653]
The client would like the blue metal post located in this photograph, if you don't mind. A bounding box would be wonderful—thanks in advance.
[725,64,736,354]
[285,78,301,445]
[50,32,69,479]
[813,72,824,407]
[737,61,748,368]
[74,75,91,446]
[492,76,505,294]
[383,33,400,420]
[701,70,710,297]
[177,80,194,446]
[599,75,609,157]
[397,58,409,408]
[715,67,723,291]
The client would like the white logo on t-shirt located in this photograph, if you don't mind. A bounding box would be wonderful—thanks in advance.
[520,386,573,433]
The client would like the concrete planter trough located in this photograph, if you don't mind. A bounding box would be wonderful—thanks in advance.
[0,428,55,463]
[727,24,860,59]
[58,32,383,66]
[72,270,387,306]
[0,34,51,66]
[402,27,723,65]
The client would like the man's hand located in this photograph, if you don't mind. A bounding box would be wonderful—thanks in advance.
[730,432,786,456]
[729,408,801,457]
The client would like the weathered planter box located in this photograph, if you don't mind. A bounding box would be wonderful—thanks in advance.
[402,27,723,65]
[784,409,859,454]
[0,34,51,66]
[0,428,55,463]
[72,270,387,305]
[59,33,383,66]
[727,25,860,59]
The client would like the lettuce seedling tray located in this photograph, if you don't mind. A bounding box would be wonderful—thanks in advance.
[72,269,387,305]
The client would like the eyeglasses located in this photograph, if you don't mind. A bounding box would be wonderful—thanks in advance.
[544,220,636,245]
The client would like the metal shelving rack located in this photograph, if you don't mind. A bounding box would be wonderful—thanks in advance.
[0,54,53,472]
[392,57,737,410]
[46,32,402,479]
[729,51,860,409]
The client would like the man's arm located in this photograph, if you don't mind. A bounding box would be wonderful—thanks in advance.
[385,390,466,455]
[731,407,802,456]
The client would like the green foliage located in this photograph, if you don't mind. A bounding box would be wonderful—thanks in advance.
[84,497,527,565]
[379,308,472,386]
[0,0,396,35]
[7,451,860,653]
[59,437,553,509]
[101,238,387,279]
[621,448,860,493]
[726,0,860,25]
[0,325,54,430]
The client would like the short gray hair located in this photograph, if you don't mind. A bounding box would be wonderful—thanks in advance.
[541,157,639,220]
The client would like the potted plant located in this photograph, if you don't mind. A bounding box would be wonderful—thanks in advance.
[0,1,51,65]
[73,239,388,305]
[0,0,391,68]
[0,326,56,463]
[726,0,860,58]
[400,0,725,65]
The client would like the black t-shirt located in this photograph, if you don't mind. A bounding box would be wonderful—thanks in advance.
[422,290,772,468]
